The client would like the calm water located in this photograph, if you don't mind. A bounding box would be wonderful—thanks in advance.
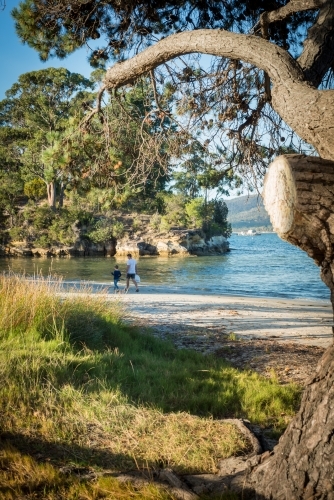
[0,233,329,300]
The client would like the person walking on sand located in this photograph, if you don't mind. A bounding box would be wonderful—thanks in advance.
[125,253,139,292]
[111,264,121,292]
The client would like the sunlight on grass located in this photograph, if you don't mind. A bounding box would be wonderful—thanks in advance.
[0,273,301,496]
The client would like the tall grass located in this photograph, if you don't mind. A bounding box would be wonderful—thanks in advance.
[0,273,300,497]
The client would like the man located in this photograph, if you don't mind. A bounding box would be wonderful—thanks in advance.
[125,253,139,292]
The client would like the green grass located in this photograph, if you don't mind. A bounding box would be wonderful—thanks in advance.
[0,273,301,498]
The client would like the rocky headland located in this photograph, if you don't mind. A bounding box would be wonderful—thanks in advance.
[0,213,229,258]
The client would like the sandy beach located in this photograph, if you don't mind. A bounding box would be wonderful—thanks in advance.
[120,286,333,349]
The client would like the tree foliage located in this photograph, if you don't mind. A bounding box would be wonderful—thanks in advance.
[0,67,94,207]
[13,0,334,189]
[12,0,317,66]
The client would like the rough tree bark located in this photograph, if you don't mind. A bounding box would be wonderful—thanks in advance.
[232,154,334,499]
[247,345,334,499]
[47,181,56,210]
[263,154,334,319]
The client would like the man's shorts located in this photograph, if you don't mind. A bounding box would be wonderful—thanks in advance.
[127,273,136,279]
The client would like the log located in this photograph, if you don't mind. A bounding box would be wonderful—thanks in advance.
[263,154,334,320]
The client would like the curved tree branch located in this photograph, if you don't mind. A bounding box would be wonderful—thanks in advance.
[104,29,334,160]
[105,30,305,89]
[297,0,334,87]
[257,0,334,88]
[260,0,328,25]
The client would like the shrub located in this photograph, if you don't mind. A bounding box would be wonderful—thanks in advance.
[132,217,142,231]
[149,212,162,230]
[9,226,26,241]
[88,218,125,242]
[159,216,171,232]
[88,219,114,244]
[161,193,188,227]
[24,179,46,201]
[112,221,125,238]
[48,218,76,245]
[32,207,55,230]
[34,234,51,248]
[185,197,205,228]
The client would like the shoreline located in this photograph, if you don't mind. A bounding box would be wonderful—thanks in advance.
[116,287,333,349]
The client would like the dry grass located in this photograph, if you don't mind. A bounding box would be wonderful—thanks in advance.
[0,445,177,500]
[0,273,300,498]
[121,412,246,474]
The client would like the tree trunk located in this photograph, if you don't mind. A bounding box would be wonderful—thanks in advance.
[242,154,334,499]
[263,154,334,326]
[247,345,334,500]
[47,181,56,210]
[102,26,334,499]
[58,180,65,208]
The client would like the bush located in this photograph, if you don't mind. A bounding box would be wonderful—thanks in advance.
[88,219,114,244]
[9,226,26,241]
[112,221,125,239]
[132,217,142,231]
[159,216,171,232]
[149,213,162,231]
[67,207,93,226]
[34,234,51,248]
[48,218,76,245]
[24,179,46,201]
[32,207,56,230]
[160,193,188,227]
[185,198,205,228]
[88,218,125,242]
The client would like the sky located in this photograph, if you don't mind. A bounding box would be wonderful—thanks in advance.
[0,0,97,99]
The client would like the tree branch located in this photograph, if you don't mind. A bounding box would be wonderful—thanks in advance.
[104,30,305,90]
[257,0,334,88]
[260,0,328,26]
[80,85,106,129]
[104,29,334,160]
[297,0,334,87]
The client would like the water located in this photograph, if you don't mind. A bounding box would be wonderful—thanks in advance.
[0,233,329,300]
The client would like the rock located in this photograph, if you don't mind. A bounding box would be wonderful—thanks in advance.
[0,245,34,257]
[116,229,229,256]
[184,474,229,495]
[159,468,199,500]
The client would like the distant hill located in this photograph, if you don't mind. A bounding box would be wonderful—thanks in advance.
[224,194,272,232]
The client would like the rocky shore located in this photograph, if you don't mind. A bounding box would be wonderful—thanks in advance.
[0,213,229,258]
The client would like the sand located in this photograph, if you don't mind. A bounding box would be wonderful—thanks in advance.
[119,286,333,349]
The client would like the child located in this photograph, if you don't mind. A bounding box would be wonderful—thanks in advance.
[111,265,122,292]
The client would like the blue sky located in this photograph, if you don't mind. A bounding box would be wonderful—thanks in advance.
[0,0,97,99]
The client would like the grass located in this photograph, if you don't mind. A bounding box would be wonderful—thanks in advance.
[0,445,178,500]
[0,273,301,498]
